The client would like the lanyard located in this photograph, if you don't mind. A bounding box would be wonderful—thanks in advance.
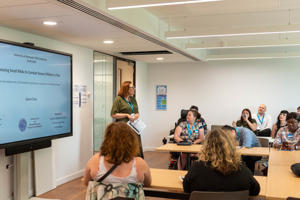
[123,97,134,113]
[235,127,240,140]
[257,114,264,125]
[187,122,196,139]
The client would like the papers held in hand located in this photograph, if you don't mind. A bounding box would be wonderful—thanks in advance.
[127,119,146,135]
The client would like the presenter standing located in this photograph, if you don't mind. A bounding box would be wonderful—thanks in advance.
[111,81,143,158]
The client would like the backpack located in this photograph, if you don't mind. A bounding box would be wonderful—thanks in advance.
[85,181,145,200]
[85,163,145,200]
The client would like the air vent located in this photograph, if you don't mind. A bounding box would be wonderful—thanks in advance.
[120,50,172,55]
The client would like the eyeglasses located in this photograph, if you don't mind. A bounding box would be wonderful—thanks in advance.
[129,86,135,89]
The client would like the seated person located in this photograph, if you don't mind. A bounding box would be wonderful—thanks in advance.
[189,105,208,131]
[183,129,260,196]
[82,122,151,188]
[253,104,272,137]
[233,108,257,132]
[297,106,300,115]
[274,112,300,150]
[222,125,261,174]
[271,110,289,138]
[174,109,205,169]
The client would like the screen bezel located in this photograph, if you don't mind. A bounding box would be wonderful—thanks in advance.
[0,38,73,149]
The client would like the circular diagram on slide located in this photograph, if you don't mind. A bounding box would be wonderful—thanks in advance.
[18,118,27,132]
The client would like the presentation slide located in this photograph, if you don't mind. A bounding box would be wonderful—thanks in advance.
[0,42,71,145]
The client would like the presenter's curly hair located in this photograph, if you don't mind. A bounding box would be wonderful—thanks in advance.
[100,122,139,165]
[118,81,132,97]
[198,129,241,175]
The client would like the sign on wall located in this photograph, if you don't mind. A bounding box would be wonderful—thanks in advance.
[156,85,167,110]
[73,84,87,108]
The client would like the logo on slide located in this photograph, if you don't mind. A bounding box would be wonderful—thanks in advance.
[19,118,27,132]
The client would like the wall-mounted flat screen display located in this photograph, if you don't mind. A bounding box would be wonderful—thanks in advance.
[0,39,72,150]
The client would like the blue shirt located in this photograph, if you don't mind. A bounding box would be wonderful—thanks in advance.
[236,127,261,148]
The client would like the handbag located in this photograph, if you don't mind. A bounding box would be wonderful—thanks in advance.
[85,163,145,200]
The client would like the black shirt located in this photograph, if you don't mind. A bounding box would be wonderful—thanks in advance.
[183,161,260,196]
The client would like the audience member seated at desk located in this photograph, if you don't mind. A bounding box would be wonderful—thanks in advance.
[253,104,272,137]
[271,110,289,138]
[189,105,208,132]
[174,109,205,170]
[82,122,151,187]
[273,112,300,150]
[222,125,261,174]
[183,129,260,196]
[233,108,257,132]
[297,106,300,115]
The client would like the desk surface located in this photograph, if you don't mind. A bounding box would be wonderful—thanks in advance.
[269,148,300,165]
[155,143,202,153]
[239,147,270,156]
[266,164,300,199]
[149,168,266,197]
[150,168,187,191]
[156,143,270,156]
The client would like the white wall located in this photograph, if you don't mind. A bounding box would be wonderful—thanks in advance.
[143,59,300,149]
[135,61,149,150]
[0,26,94,199]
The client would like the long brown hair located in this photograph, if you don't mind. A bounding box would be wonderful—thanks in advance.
[100,122,139,165]
[118,81,132,98]
[199,129,241,175]
[240,108,253,122]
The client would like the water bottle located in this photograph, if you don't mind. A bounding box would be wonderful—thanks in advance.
[163,137,167,144]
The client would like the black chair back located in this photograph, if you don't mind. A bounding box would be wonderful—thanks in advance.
[189,190,248,200]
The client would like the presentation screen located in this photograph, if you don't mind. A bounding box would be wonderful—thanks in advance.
[0,40,72,148]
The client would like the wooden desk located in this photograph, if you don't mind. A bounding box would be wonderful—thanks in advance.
[149,168,266,197]
[150,168,187,191]
[269,148,300,165]
[156,144,270,157]
[266,164,300,199]
[254,176,267,197]
[155,143,202,153]
[239,147,270,157]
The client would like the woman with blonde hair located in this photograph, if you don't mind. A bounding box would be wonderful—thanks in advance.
[183,129,260,196]
[83,122,151,187]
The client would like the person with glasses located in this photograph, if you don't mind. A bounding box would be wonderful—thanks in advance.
[174,109,205,170]
[111,81,138,123]
[111,81,143,158]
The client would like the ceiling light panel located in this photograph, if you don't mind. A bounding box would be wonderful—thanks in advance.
[107,0,222,10]
[166,25,300,39]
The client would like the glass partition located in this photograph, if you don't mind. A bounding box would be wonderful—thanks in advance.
[93,52,114,152]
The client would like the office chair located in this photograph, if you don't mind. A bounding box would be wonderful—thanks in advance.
[189,190,248,200]
[210,125,224,131]
[257,137,270,147]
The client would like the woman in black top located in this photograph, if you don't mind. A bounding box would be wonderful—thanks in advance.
[183,129,260,196]
[271,110,289,138]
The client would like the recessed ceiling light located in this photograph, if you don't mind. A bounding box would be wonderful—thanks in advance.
[94,59,106,63]
[108,0,222,10]
[103,40,114,44]
[156,57,164,61]
[43,21,57,26]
